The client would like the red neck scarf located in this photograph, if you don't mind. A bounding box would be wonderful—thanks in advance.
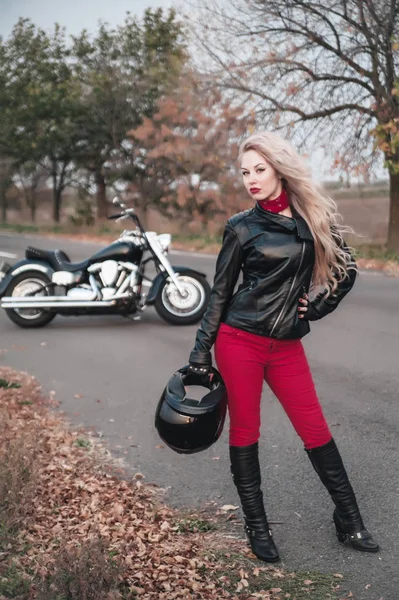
[257,188,289,214]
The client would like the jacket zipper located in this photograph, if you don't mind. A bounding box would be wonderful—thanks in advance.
[269,241,306,337]
[234,281,254,299]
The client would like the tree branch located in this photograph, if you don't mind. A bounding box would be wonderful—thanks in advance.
[250,22,375,81]
[219,81,375,119]
[273,59,375,95]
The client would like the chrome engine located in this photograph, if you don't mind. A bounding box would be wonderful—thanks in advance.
[99,260,119,287]
[63,260,139,301]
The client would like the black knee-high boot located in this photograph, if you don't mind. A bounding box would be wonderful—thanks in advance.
[229,442,280,562]
[306,438,379,552]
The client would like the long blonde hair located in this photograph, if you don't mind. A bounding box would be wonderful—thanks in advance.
[238,132,357,294]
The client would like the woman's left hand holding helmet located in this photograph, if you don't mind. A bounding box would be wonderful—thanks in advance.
[188,362,212,375]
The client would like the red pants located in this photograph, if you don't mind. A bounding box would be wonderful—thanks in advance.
[214,323,332,449]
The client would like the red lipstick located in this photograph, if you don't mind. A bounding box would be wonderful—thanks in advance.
[250,187,261,193]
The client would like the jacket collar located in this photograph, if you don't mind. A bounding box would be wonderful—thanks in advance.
[253,202,314,241]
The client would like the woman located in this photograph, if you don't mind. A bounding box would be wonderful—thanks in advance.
[188,131,379,562]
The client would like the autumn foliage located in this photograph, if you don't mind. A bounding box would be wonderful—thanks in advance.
[128,76,254,233]
[371,80,399,175]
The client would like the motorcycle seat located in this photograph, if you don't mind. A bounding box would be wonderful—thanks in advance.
[25,247,89,272]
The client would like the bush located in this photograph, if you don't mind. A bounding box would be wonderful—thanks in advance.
[0,424,38,539]
[68,188,95,227]
[36,537,125,600]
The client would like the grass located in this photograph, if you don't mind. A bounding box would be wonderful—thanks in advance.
[73,437,91,449]
[175,515,216,534]
[35,538,124,600]
[0,221,111,236]
[0,437,37,540]
[0,222,41,234]
[205,548,344,599]
[0,379,21,389]
[354,243,399,262]
[173,231,223,246]
[0,220,222,243]
[0,564,31,598]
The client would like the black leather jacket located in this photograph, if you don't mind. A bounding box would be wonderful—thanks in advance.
[189,203,357,365]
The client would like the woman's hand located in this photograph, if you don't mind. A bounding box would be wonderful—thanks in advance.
[188,362,212,375]
[298,293,309,319]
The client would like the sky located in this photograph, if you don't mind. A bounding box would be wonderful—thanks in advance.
[0,0,172,38]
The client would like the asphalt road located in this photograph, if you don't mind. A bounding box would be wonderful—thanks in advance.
[0,231,398,599]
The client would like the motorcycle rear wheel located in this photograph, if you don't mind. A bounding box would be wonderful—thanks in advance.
[4,271,56,328]
[155,273,210,325]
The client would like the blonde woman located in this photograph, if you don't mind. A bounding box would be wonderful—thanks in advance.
[188,131,379,562]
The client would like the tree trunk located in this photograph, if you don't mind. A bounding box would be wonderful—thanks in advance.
[387,167,399,252]
[95,170,108,219]
[0,160,11,223]
[0,184,7,223]
[53,184,62,223]
[30,195,36,223]
[51,160,66,223]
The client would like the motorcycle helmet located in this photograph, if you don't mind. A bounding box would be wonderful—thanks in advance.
[155,366,227,454]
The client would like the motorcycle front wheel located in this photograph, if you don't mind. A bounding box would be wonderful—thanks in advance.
[4,271,56,328]
[154,273,210,325]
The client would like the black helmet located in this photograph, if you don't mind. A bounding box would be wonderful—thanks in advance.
[155,366,227,454]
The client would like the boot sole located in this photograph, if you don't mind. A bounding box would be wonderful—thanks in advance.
[251,551,281,562]
[337,539,380,553]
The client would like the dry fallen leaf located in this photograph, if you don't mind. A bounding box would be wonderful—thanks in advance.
[0,365,315,600]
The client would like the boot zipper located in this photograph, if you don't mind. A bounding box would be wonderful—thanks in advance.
[269,241,306,337]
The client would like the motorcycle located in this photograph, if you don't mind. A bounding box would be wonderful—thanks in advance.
[0,197,211,328]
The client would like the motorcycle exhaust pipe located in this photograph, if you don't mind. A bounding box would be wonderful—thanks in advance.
[1,294,97,304]
[1,298,118,309]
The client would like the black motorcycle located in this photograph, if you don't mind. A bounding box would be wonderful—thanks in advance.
[0,197,211,328]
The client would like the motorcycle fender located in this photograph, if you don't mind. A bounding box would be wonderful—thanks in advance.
[145,266,207,305]
[0,260,54,298]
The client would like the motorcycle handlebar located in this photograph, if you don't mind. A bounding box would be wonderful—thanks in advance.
[108,214,122,220]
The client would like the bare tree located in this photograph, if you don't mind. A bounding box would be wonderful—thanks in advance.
[184,0,399,249]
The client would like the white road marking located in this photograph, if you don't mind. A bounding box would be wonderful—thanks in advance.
[0,251,17,259]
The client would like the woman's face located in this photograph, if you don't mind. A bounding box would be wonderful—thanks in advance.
[241,149,282,201]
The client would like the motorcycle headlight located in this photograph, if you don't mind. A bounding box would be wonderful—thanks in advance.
[157,234,172,253]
